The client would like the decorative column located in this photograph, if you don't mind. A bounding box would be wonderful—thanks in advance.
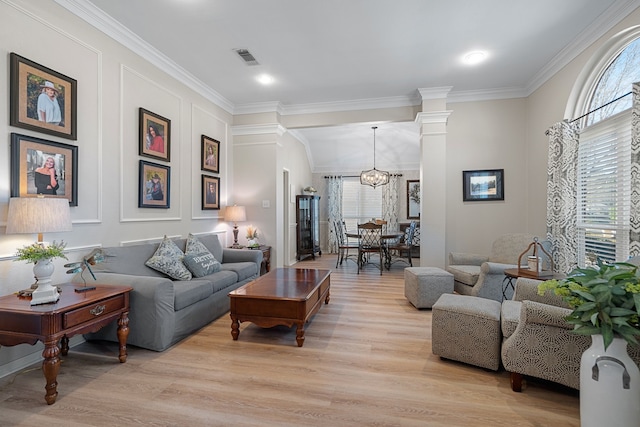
[415,87,453,268]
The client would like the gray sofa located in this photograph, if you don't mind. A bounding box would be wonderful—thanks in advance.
[74,234,262,351]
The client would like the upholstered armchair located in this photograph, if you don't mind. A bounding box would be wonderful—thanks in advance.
[501,277,640,391]
[446,233,540,301]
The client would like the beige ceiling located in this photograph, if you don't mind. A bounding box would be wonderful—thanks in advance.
[57,0,638,172]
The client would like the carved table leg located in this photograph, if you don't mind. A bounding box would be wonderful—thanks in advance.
[295,322,305,347]
[116,311,130,363]
[230,315,239,341]
[42,339,60,405]
[60,336,69,356]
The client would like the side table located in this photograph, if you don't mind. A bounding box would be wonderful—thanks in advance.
[502,268,561,301]
[229,245,271,275]
[0,283,132,404]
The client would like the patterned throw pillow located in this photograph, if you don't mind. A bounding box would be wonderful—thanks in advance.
[183,234,221,277]
[145,236,193,280]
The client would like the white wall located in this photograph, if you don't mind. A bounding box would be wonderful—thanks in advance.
[0,0,234,374]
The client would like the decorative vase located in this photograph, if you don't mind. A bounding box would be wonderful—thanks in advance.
[580,334,640,427]
[31,258,60,305]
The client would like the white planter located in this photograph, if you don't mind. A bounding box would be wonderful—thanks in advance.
[31,258,59,305]
[580,334,640,427]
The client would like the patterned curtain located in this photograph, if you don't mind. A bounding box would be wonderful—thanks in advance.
[546,120,580,273]
[382,174,400,231]
[631,83,640,256]
[326,176,343,253]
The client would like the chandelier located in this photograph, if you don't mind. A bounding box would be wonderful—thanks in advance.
[360,126,389,188]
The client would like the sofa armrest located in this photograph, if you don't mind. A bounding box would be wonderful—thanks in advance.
[222,248,263,265]
[72,272,177,351]
[520,300,573,330]
[513,277,569,308]
[481,261,517,274]
[449,252,489,266]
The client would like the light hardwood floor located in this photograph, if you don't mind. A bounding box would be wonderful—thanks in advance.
[0,255,579,426]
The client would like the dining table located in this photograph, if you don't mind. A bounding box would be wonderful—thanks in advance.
[346,230,405,270]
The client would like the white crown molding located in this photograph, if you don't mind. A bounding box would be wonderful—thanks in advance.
[53,0,234,114]
[447,87,527,103]
[278,95,421,115]
[231,123,287,137]
[233,102,284,116]
[288,130,315,171]
[524,0,640,96]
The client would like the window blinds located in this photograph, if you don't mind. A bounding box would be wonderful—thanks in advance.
[577,110,632,264]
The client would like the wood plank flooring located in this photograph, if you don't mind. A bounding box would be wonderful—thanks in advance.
[0,255,579,426]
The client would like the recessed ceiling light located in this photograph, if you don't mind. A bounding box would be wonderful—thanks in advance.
[463,51,487,65]
[257,74,274,85]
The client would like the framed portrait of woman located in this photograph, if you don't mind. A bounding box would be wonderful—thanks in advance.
[10,133,78,206]
[9,53,78,140]
[201,135,220,174]
[139,108,171,162]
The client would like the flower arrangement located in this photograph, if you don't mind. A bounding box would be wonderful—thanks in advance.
[538,260,640,350]
[14,241,68,264]
[245,225,258,240]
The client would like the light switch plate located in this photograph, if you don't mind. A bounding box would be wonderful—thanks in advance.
[262,200,270,208]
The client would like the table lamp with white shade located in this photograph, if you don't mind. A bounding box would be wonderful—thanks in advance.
[224,205,246,249]
[6,197,72,305]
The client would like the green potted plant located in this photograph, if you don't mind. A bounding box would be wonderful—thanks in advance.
[538,259,640,426]
[538,260,640,349]
[15,240,68,264]
[15,241,67,305]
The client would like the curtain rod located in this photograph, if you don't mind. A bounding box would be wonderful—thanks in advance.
[545,91,633,135]
[323,174,403,178]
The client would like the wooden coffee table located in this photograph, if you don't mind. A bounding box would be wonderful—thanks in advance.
[228,268,330,347]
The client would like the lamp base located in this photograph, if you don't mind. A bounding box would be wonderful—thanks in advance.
[30,282,60,305]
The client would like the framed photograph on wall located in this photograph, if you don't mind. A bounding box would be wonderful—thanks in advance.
[139,108,171,162]
[202,175,220,210]
[462,169,504,202]
[407,180,420,219]
[10,133,78,206]
[139,160,170,208]
[9,52,77,140]
[201,135,220,174]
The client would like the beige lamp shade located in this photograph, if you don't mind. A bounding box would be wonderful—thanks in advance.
[6,197,72,242]
[224,205,246,223]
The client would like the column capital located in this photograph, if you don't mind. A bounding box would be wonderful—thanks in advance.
[415,111,453,125]
[418,87,453,101]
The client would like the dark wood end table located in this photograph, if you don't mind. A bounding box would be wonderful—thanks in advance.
[0,283,132,404]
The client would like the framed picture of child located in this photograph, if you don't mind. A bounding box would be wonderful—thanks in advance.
[139,108,171,162]
[139,160,170,208]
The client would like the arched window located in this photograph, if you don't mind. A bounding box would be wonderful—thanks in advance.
[585,37,640,126]
[574,31,640,266]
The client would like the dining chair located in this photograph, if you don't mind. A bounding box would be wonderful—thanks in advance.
[385,220,417,269]
[357,222,383,275]
[334,220,359,267]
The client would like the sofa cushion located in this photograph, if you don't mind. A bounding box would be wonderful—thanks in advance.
[202,270,240,293]
[183,252,221,277]
[221,262,258,282]
[446,265,480,286]
[145,236,193,281]
[501,300,522,338]
[173,280,213,311]
[194,234,224,264]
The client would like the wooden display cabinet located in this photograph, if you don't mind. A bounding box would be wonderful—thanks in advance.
[296,195,322,260]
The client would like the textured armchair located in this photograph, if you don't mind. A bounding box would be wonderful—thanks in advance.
[501,277,640,391]
[446,233,539,301]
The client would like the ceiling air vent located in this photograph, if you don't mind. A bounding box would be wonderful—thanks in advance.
[233,48,259,66]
